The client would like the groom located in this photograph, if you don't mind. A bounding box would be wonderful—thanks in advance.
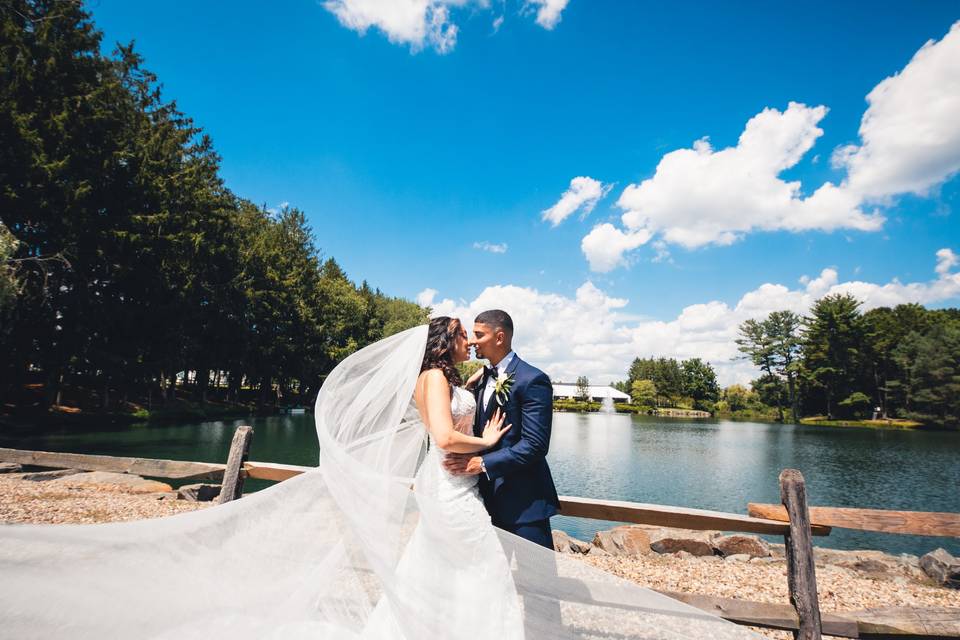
[443,309,560,549]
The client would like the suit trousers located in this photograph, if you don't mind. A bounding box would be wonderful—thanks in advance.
[494,518,553,549]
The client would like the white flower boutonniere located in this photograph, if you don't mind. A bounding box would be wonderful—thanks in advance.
[494,372,515,406]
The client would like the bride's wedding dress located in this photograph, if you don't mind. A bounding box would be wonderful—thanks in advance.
[0,325,761,639]
[363,386,523,638]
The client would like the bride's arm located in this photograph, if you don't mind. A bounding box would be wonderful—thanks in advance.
[419,370,510,453]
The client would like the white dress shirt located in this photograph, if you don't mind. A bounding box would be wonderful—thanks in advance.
[482,350,515,411]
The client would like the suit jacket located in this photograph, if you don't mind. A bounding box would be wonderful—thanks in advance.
[474,354,560,526]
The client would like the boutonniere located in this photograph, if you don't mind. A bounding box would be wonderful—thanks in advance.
[494,372,515,406]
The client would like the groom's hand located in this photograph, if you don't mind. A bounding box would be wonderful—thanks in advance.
[443,453,484,476]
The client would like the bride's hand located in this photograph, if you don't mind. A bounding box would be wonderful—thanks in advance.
[481,408,511,446]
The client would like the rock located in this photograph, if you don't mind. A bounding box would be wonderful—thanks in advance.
[0,462,22,473]
[673,550,692,560]
[591,526,651,556]
[154,492,180,501]
[20,468,84,481]
[713,534,771,558]
[639,526,716,556]
[920,548,960,588]
[553,530,592,554]
[853,559,889,574]
[725,554,751,563]
[749,556,781,565]
[51,471,174,494]
[178,483,221,502]
[585,545,609,557]
[553,530,572,553]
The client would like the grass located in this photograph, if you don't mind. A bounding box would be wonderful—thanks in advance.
[799,416,924,429]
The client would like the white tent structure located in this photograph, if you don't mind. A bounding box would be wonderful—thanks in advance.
[551,382,629,402]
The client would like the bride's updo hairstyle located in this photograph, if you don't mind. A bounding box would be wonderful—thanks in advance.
[420,316,464,388]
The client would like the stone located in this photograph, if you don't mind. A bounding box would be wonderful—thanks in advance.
[920,548,960,588]
[673,550,693,560]
[178,483,222,502]
[713,534,771,558]
[853,559,889,574]
[0,462,22,473]
[585,545,609,557]
[51,471,174,494]
[639,526,716,557]
[725,554,751,563]
[591,526,651,556]
[553,530,572,553]
[20,468,84,481]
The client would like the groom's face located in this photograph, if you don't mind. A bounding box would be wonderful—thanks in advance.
[470,322,506,362]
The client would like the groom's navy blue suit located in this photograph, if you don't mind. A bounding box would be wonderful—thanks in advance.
[473,354,560,548]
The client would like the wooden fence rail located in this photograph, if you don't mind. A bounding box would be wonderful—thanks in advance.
[2,428,958,640]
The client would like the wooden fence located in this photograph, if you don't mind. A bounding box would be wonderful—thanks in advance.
[2,426,958,639]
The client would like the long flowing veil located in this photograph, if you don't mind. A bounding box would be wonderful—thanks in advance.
[0,325,759,639]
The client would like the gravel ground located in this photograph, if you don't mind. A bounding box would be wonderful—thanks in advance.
[0,474,210,524]
[2,474,957,639]
[583,551,960,639]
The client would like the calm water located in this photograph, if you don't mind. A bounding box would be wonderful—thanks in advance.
[3,413,957,557]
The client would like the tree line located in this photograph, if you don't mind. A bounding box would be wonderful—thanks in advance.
[0,1,427,413]
[737,295,959,428]
[614,295,959,428]
[614,356,720,411]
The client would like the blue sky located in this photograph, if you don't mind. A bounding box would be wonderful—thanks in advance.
[88,1,960,383]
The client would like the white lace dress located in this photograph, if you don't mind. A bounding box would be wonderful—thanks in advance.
[363,386,524,639]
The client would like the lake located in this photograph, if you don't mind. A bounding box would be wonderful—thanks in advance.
[3,412,957,557]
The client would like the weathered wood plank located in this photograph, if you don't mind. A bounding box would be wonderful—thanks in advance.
[217,426,253,504]
[748,503,960,538]
[780,469,823,640]
[0,447,226,481]
[657,591,859,638]
[851,606,960,638]
[558,495,831,537]
[243,461,313,482]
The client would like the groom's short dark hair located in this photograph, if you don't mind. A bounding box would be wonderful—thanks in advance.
[475,309,513,338]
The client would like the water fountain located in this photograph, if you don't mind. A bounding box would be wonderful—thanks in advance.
[600,394,616,414]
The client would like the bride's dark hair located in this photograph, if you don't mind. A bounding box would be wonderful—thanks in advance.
[420,316,464,388]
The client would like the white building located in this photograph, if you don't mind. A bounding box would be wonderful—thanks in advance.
[551,382,629,402]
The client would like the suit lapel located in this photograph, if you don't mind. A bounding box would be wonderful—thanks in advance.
[481,355,521,426]
[473,374,487,437]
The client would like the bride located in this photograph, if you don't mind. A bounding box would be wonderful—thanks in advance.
[0,320,761,639]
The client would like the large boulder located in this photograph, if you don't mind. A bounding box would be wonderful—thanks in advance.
[920,548,960,588]
[51,471,173,493]
[592,526,651,556]
[178,483,222,502]
[713,534,771,558]
[638,526,716,557]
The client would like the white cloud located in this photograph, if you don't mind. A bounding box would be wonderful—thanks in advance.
[580,224,651,272]
[542,176,612,226]
[611,103,883,253]
[424,249,960,386]
[323,0,568,53]
[836,21,960,199]
[416,287,438,306]
[473,241,508,253]
[584,21,960,270]
[526,0,569,29]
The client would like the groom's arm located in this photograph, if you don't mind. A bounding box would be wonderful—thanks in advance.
[481,373,552,480]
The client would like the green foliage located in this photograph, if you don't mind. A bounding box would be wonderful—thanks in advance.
[627,356,718,410]
[0,222,19,321]
[630,379,657,406]
[801,294,866,419]
[575,375,590,401]
[0,3,427,412]
[737,310,802,421]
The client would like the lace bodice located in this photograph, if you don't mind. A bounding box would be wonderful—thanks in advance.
[449,386,477,435]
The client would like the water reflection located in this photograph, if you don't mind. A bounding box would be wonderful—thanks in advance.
[2,412,957,556]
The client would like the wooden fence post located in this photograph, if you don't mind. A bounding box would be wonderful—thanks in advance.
[217,426,253,504]
[780,468,823,640]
